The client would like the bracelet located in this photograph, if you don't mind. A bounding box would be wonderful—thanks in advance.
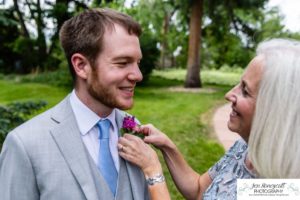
[146,173,165,186]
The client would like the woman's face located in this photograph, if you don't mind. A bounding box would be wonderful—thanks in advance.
[225,56,264,141]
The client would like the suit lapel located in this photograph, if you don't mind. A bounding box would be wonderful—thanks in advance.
[124,160,147,200]
[115,110,147,200]
[50,96,99,200]
[115,109,124,136]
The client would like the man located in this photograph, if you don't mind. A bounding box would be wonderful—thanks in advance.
[0,8,149,200]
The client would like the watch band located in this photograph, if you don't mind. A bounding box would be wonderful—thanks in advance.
[146,173,165,186]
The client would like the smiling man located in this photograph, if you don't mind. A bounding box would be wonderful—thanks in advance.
[0,8,149,200]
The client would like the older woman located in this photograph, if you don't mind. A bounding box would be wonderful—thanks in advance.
[248,39,300,178]
[118,38,299,199]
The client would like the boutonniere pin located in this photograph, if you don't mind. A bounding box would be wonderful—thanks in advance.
[121,115,146,139]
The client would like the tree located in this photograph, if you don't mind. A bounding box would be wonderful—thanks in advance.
[185,0,203,88]
[2,0,90,74]
[184,0,270,88]
[128,0,274,88]
[0,8,20,73]
[12,0,47,72]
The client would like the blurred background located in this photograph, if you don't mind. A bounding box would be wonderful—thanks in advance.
[1,0,300,86]
[0,1,299,199]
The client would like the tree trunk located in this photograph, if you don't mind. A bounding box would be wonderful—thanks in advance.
[185,0,203,88]
[159,13,169,69]
[36,0,47,70]
[48,0,71,55]
[13,0,29,38]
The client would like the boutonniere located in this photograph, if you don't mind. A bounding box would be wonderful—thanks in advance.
[121,115,146,139]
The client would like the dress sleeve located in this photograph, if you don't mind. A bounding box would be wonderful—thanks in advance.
[208,139,242,180]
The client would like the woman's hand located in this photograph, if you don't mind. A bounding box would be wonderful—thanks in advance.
[118,134,171,200]
[118,134,162,177]
[138,124,175,150]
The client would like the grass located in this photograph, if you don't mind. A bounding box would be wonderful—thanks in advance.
[0,70,236,199]
[0,80,71,110]
[153,68,242,86]
[132,76,229,199]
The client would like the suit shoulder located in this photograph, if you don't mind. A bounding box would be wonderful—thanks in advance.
[8,96,70,140]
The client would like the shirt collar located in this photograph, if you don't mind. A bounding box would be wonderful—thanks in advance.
[69,90,117,135]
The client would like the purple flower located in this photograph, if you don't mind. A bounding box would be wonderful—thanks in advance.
[121,115,145,139]
[122,116,137,130]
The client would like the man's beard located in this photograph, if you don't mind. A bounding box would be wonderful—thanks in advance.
[87,70,133,110]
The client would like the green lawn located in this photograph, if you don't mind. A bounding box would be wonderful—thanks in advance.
[0,71,234,199]
[0,80,70,109]
[133,76,228,199]
[153,68,242,86]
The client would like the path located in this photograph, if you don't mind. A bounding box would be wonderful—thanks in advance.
[212,103,241,151]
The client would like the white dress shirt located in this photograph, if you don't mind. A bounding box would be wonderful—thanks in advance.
[69,90,120,171]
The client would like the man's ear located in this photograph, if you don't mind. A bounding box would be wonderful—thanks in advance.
[71,53,91,79]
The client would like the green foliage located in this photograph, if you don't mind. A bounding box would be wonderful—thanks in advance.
[139,31,160,83]
[21,67,72,89]
[126,0,298,72]
[0,0,91,74]
[202,1,300,70]
[167,24,189,68]
[0,8,21,74]
[202,1,260,69]
[0,101,47,146]
[2,0,300,77]
[11,36,39,73]
[127,0,189,69]
[252,7,300,43]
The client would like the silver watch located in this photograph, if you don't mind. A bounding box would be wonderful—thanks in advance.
[146,174,165,186]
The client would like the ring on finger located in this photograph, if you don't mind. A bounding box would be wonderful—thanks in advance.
[119,145,126,152]
[122,145,126,152]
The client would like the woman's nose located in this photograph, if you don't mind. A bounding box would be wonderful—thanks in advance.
[225,85,238,102]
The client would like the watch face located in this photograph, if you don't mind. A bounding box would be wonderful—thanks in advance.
[146,174,165,185]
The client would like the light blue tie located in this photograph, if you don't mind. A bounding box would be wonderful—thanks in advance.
[97,119,118,196]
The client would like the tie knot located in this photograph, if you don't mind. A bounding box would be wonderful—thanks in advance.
[98,119,111,139]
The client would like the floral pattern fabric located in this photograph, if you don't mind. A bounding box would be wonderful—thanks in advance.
[203,139,256,200]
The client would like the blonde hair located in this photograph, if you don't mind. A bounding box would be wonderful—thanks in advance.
[248,38,300,178]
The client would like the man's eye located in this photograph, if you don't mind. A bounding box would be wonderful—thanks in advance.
[116,62,127,66]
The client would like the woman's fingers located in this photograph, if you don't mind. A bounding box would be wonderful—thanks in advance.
[118,134,157,168]
[118,134,144,158]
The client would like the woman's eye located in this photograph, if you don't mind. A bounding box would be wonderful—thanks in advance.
[242,88,249,96]
[240,82,249,97]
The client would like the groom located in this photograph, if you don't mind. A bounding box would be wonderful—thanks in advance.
[0,8,149,200]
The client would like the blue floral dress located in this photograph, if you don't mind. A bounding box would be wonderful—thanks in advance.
[203,139,256,200]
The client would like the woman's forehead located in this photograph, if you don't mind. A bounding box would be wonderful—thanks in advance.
[242,56,264,93]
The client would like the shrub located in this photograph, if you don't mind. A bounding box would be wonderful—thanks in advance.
[21,67,72,89]
[0,100,47,149]
[139,31,160,84]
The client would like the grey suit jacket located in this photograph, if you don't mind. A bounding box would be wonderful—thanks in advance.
[0,95,149,200]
